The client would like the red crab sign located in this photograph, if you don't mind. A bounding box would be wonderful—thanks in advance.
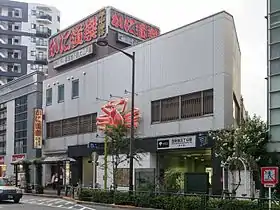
[96,98,140,131]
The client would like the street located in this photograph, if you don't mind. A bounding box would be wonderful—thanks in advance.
[0,195,134,210]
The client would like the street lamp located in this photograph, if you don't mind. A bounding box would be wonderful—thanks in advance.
[96,37,136,193]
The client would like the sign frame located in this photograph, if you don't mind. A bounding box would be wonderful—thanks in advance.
[261,166,279,187]
[33,108,43,149]
[48,7,108,63]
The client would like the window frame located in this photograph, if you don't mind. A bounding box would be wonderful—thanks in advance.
[57,84,65,103]
[71,79,79,99]
[46,88,52,106]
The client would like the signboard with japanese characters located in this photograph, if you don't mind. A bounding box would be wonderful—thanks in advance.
[261,167,279,187]
[12,154,25,162]
[157,135,196,150]
[109,7,160,41]
[33,108,43,149]
[48,8,107,64]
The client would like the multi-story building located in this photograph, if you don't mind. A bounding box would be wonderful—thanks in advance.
[267,0,280,152]
[0,71,44,184]
[0,0,60,85]
[43,9,241,195]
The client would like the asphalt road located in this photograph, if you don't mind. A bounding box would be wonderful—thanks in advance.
[0,195,135,210]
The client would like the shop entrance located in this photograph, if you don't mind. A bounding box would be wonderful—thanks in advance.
[158,149,212,192]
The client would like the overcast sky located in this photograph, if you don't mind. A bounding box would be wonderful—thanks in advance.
[20,0,267,119]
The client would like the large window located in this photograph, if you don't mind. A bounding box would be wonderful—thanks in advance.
[46,113,97,138]
[57,84,64,103]
[0,103,6,156]
[270,27,280,44]
[14,95,27,154]
[72,79,79,99]
[46,88,52,106]
[271,0,280,13]
[151,89,214,123]
[271,43,280,59]
[271,59,280,75]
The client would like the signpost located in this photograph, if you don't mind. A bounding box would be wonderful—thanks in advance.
[261,167,279,210]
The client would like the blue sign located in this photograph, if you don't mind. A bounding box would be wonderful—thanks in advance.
[88,142,98,149]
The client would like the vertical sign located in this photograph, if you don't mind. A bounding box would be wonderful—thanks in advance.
[33,108,43,149]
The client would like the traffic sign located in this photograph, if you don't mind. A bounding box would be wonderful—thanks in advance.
[261,167,279,187]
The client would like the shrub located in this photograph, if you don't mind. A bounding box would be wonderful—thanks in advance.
[78,188,280,210]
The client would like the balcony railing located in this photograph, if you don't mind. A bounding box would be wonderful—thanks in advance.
[35,54,48,64]
[36,41,48,47]
[36,28,51,38]
[37,14,52,22]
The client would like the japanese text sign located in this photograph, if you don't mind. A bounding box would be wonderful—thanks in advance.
[12,154,25,162]
[48,8,107,62]
[33,108,43,149]
[109,8,160,41]
[261,167,279,186]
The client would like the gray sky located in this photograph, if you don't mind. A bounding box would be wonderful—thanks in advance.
[21,0,267,119]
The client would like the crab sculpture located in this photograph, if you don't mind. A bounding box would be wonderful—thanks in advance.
[96,98,140,131]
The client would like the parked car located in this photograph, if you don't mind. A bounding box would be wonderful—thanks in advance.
[0,177,22,203]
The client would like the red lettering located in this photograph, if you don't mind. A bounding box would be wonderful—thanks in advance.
[148,27,160,39]
[48,38,59,58]
[71,23,84,48]
[124,17,136,35]
[84,16,97,42]
[111,13,120,28]
[136,23,147,39]
[59,31,71,54]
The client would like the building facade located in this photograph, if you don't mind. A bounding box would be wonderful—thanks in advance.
[43,10,241,194]
[0,71,44,184]
[0,0,60,85]
[267,0,280,152]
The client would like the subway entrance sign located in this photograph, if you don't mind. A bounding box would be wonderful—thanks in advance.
[261,167,279,188]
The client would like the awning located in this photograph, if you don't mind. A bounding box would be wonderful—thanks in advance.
[42,156,76,164]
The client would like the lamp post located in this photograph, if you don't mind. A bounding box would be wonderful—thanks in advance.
[96,38,136,193]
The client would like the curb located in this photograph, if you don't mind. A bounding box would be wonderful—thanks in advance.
[23,193,160,209]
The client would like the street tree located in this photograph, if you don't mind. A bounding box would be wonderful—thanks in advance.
[105,124,143,190]
[209,115,268,195]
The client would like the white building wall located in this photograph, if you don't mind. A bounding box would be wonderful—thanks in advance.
[43,12,241,152]
[96,153,155,190]
[5,100,15,177]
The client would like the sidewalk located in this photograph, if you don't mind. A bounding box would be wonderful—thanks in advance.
[23,192,159,209]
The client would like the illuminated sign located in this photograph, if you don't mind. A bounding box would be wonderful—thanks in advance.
[109,8,160,40]
[0,156,4,165]
[53,44,95,68]
[33,108,43,149]
[12,154,25,162]
[48,8,107,62]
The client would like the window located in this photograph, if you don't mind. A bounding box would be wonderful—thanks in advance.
[31,10,36,15]
[14,25,19,30]
[57,16,60,22]
[58,84,64,103]
[271,27,280,43]
[31,23,36,29]
[31,37,36,43]
[271,13,280,27]
[79,114,92,133]
[151,101,160,123]
[14,52,19,59]
[62,118,78,136]
[181,92,201,119]
[161,96,179,121]
[46,113,97,138]
[271,0,280,13]
[14,10,19,17]
[151,89,214,123]
[57,29,60,33]
[202,89,214,115]
[72,79,79,98]
[46,88,52,106]
[31,51,35,56]
[271,59,280,75]
[14,39,19,44]
[271,43,280,59]
[116,168,129,187]
[13,65,19,73]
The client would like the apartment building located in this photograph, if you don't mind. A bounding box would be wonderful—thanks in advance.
[0,0,60,85]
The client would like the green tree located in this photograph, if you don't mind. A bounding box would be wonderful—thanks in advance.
[105,124,143,191]
[209,115,268,195]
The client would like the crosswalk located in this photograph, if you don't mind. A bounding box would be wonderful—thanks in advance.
[22,197,96,210]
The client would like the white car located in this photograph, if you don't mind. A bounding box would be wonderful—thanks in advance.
[0,177,22,203]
